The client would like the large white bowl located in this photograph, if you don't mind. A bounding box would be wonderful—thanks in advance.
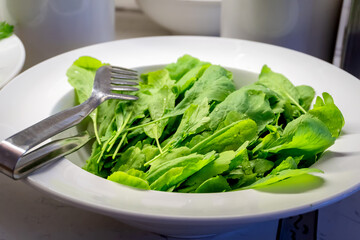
[0,34,25,88]
[136,0,221,36]
[0,36,360,237]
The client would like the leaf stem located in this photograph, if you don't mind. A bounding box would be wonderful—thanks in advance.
[154,129,163,154]
[284,92,307,114]
[107,112,132,152]
[144,149,169,167]
[112,132,127,159]
[97,137,112,163]
[126,113,181,132]
[93,112,101,145]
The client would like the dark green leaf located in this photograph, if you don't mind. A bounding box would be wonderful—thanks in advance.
[0,21,14,40]
[195,175,231,193]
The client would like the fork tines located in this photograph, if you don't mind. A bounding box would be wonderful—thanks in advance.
[110,65,139,80]
[111,66,138,76]
[109,65,139,95]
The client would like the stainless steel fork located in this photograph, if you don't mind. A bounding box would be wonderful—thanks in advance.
[0,65,138,179]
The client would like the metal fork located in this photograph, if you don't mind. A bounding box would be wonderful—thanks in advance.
[0,65,138,179]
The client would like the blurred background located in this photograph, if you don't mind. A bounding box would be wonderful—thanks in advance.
[0,0,359,239]
[1,0,357,73]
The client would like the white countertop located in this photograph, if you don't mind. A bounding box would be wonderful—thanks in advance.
[1,5,360,240]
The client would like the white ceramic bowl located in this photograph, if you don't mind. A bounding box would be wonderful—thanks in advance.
[0,34,25,88]
[0,36,360,238]
[136,0,221,36]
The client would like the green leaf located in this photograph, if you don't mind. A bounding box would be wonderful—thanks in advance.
[257,65,306,116]
[83,142,110,177]
[108,170,150,190]
[0,21,14,40]
[232,142,252,173]
[195,175,231,193]
[111,145,146,172]
[165,54,208,81]
[149,167,185,191]
[296,85,315,111]
[250,158,275,175]
[69,54,344,193]
[183,131,212,149]
[73,56,104,70]
[67,56,108,143]
[252,128,281,155]
[209,84,280,132]
[141,69,175,89]
[139,70,176,144]
[142,144,160,162]
[148,152,216,191]
[143,86,175,140]
[147,152,206,184]
[191,119,258,154]
[169,98,210,148]
[271,156,301,173]
[67,65,96,104]
[178,151,235,192]
[175,63,211,95]
[146,147,192,175]
[308,92,345,138]
[260,114,336,162]
[227,171,257,189]
[173,65,236,115]
[242,168,323,189]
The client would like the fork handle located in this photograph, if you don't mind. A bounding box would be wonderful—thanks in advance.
[0,95,101,178]
[0,132,92,179]
[9,96,100,149]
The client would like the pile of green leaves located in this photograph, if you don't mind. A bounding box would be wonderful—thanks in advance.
[0,21,14,40]
[67,55,344,193]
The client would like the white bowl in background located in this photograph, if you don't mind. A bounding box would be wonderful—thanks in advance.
[0,34,25,88]
[0,36,360,238]
[136,0,221,36]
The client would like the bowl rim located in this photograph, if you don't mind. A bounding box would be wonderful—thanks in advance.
[1,35,360,224]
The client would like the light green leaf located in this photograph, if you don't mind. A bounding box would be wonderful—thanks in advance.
[108,170,150,190]
[260,114,336,162]
[242,168,323,189]
[309,92,345,138]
